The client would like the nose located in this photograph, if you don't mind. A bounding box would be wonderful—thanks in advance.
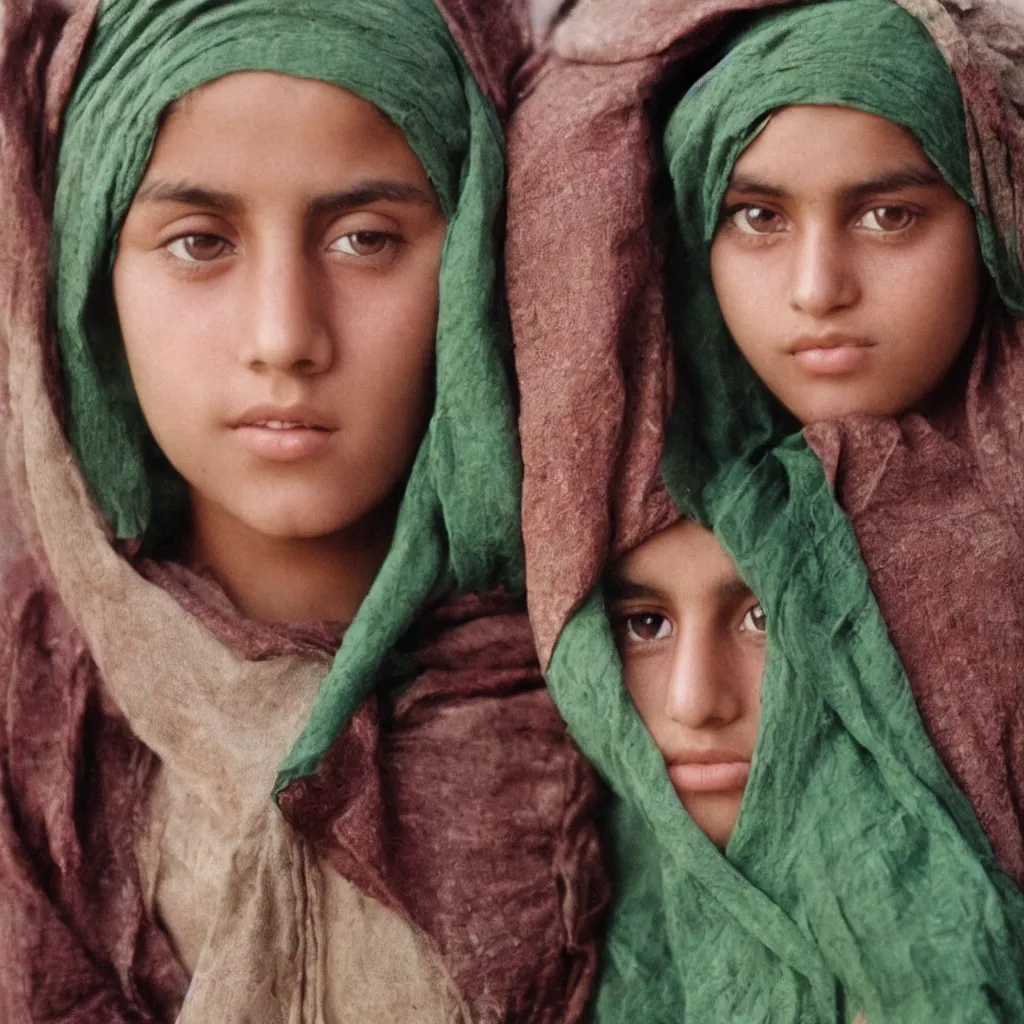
[663,626,743,730]
[788,221,859,317]
[241,246,333,375]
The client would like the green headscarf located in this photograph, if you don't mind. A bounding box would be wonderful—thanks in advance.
[664,0,1024,484]
[545,0,1024,1020]
[51,0,523,788]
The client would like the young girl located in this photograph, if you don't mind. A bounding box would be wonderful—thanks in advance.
[0,0,606,1020]
[506,0,1024,1019]
[663,0,1024,880]
[607,519,767,851]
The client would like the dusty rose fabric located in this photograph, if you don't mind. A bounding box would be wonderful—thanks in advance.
[806,306,1024,884]
[0,0,608,1019]
[0,555,189,1022]
[438,0,532,119]
[281,591,605,1023]
[507,0,771,663]
[1,557,606,1021]
[507,0,1024,883]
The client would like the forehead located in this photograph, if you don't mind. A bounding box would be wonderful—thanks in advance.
[612,519,748,604]
[144,70,429,195]
[731,104,934,191]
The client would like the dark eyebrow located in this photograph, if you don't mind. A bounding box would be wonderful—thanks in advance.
[133,179,241,212]
[605,573,754,605]
[605,576,662,602]
[726,166,944,204]
[715,578,755,604]
[725,174,790,201]
[839,168,944,201]
[307,180,436,217]
[131,178,436,217]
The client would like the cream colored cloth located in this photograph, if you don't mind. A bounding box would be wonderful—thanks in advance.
[6,298,466,1022]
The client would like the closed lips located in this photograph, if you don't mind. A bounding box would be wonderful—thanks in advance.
[248,420,326,430]
[667,758,750,793]
[233,405,336,430]
[788,334,873,353]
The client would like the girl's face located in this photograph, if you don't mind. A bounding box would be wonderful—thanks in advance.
[114,71,446,546]
[608,520,766,849]
[710,105,982,424]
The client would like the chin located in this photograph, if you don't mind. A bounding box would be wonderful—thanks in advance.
[221,495,360,540]
[249,511,365,541]
[683,795,741,850]
[700,822,735,850]
[790,391,897,425]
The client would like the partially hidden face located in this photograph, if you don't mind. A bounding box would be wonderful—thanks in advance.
[114,71,447,544]
[710,105,983,423]
[607,519,766,849]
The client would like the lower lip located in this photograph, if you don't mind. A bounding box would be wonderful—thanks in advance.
[233,426,332,461]
[792,345,871,375]
[668,761,750,793]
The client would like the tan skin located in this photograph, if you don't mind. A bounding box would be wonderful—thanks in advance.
[710,105,983,424]
[114,72,447,623]
[608,520,766,849]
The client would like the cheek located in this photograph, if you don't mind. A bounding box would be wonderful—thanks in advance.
[740,644,766,710]
[113,256,222,445]
[621,658,668,736]
[710,240,780,363]
[114,260,176,403]
[339,269,439,439]
[878,224,981,365]
[924,226,982,346]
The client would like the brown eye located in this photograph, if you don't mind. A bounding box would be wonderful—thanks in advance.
[622,612,672,643]
[859,206,915,232]
[741,604,767,634]
[333,231,392,257]
[728,205,784,235]
[166,234,232,263]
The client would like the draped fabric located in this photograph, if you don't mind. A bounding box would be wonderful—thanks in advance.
[0,0,608,1020]
[507,0,1024,1019]
[50,0,525,788]
[663,0,1024,886]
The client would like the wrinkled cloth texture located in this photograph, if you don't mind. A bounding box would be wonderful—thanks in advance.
[50,0,526,788]
[507,0,1024,1020]
[663,0,1024,883]
[0,557,604,1022]
[0,0,608,1021]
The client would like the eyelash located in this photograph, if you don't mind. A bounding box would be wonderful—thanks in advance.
[721,203,922,240]
[611,603,767,648]
[161,229,405,270]
[329,230,404,266]
[164,233,235,266]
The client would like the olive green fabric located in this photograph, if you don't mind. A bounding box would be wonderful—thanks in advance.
[544,0,1024,1020]
[50,0,523,788]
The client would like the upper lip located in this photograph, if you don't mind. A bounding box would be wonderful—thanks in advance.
[789,334,874,354]
[232,404,335,430]
[666,749,749,766]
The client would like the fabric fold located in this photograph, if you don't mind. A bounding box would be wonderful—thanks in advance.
[1,0,608,1019]
[507,0,1024,1018]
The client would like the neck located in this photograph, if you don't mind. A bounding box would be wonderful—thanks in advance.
[184,494,396,625]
